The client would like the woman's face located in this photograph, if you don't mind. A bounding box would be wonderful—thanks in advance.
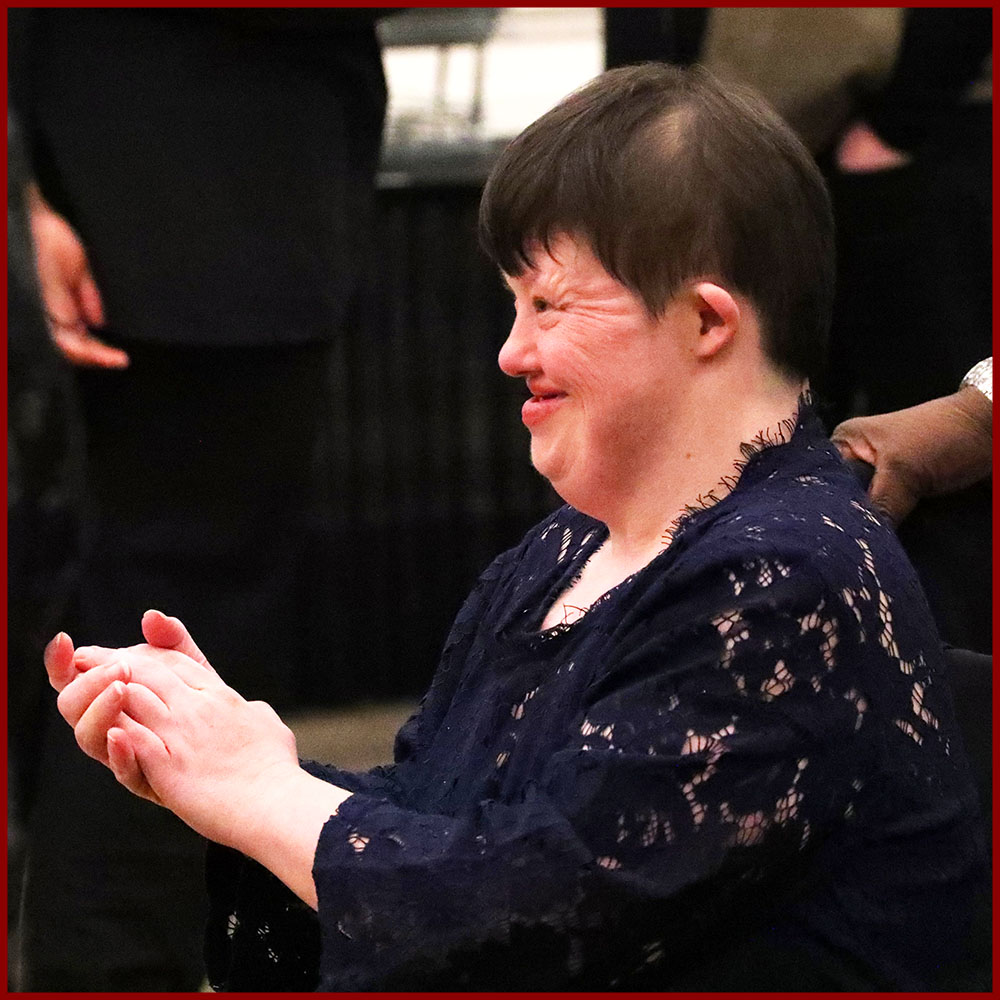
[499,233,693,513]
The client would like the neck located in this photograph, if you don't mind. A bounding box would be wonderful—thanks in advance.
[599,375,806,569]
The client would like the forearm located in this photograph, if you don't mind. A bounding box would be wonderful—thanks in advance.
[230,765,353,911]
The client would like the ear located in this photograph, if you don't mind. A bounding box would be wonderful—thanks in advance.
[691,282,739,359]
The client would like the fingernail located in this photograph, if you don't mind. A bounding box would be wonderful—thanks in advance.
[45,631,68,651]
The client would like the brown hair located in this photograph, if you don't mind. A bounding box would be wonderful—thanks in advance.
[478,63,834,381]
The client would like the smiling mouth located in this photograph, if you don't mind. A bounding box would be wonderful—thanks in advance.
[527,382,566,398]
[521,390,566,428]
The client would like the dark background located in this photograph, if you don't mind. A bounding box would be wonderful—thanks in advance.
[296,183,559,705]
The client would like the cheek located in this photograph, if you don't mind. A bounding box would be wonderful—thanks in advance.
[547,338,620,392]
[567,341,634,398]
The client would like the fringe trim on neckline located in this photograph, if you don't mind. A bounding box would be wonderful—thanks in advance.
[538,392,810,637]
[661,391,809,546]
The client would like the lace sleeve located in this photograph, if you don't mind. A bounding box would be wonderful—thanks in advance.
[204,757,413,992]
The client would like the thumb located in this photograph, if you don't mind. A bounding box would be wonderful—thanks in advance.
[52,326,130,369]
[108,723,164,805]
[76,269,106,328]
[830,421,877,468]
[44,631,78,691]
[141,609,213,670]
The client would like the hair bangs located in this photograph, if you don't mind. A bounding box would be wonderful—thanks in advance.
[479,63,835,380]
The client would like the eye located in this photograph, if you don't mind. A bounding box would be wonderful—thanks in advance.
[533,298,550,313]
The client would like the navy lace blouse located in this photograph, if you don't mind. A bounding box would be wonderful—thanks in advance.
[205,404,986,991]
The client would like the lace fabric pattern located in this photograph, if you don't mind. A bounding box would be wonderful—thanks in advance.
[206,405,985,991]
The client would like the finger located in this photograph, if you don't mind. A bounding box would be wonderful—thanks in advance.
[108,721,167,805]
[77,270,106,328]
[77,642,220,691]
[831,437,858,463]
[867,468,916,527]
[44,631,78,691]
[57,659,132,727]
[830,427,877,468]
[74,644,127,670]
[121,715,172,796]
[119,713,170,762]
[141,610,213,669]
[107,727,158,803]
[52,326,129,369]
[122,681,173,731]
[123,649,223,692]
[73,679,128,764]
[110,654,230,722]
[74,643,208,685]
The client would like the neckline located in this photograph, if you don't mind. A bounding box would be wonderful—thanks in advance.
[527,394,813,639]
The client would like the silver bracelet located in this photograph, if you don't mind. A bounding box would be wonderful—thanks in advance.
[960,357,992,403]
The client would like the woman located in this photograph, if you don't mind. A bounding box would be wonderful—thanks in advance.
[45,65,985,990]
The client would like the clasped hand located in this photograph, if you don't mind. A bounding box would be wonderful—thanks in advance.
[43,610,301,853]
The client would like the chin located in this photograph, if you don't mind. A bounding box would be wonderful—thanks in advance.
[532,452,587,510]
[532,434,600,501]
[533,455,618,524]
[531,445,564,490]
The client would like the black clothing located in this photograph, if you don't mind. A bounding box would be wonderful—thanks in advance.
[7,110,86,990]
[820,8,992,655]
[859,8,992,157]
[820,7,992,422]
[10,9,387,990]
[17,8,386,347]
[206,407,986,991]
[70,338,337,708]
[19,698,209,992]
[604,8,708,69]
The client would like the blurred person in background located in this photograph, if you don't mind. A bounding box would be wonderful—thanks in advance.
[9,8,390,990]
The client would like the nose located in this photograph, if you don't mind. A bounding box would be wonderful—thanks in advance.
[498,307,537,378]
